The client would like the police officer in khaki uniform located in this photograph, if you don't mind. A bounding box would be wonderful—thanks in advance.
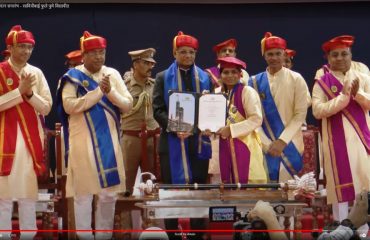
[120,48,160,237]
[121,47,159,193]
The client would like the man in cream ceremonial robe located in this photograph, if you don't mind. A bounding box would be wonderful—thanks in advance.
[57,31,133,240]
[312,35,370,232]
[249,32,310,183]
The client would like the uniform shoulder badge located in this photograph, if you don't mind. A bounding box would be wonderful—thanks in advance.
[147,78,155,85]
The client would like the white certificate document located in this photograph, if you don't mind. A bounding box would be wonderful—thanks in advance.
[198,94,227,132]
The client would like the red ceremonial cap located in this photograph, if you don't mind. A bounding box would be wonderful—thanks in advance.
[217,56,246,70]
[212,38,237,53]
[173,31,198,51]
[5,25,35,46]
[285,49,296,58]
[80,31,107,53]
[260,32,286,56]
[65,50,83,63]
[1,49,10,57]
[322,35,354,53]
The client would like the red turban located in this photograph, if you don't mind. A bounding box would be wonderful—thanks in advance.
[65,50,83,64]
[1,49,10,57]
[285,49,296,58]
[5,25,35,46]
[322,35,354,53]
[261,32,286,56]
[80,31,106,53]
[213,38,237,53]
[173,31,198,51]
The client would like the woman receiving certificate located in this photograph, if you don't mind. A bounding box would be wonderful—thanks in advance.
[216,57,267,184]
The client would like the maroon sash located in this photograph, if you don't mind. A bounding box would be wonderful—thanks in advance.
[0,61,45,176]
[219,83,251,183]
[316,66,370,202]
[205,66,222,87]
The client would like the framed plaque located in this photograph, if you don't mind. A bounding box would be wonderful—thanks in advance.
[167,91,196,133]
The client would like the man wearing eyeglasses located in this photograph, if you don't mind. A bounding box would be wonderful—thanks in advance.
[120,48,160,238]
[0,25,52,240]
[153,31,211,240]
[57,31,133,240]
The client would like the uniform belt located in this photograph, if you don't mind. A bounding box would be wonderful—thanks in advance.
[122,128,160,138]
[122,127,160,175]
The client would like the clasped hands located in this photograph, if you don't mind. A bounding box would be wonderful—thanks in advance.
[267,139,287,157]
[99,73,111,94]
[342,77,359,97]
[19,73,36,97]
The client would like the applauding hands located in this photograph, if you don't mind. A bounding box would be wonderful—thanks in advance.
[99,73,111,94]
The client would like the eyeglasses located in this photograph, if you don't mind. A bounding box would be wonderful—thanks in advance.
[177,50,196,56]
[15,44,34,51]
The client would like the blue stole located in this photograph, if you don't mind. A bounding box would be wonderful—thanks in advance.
[249,72,303,181]
[164,61,211,184]
[56,68,121,188]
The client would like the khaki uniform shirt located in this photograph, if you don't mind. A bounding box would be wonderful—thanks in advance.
[121,72,159,131]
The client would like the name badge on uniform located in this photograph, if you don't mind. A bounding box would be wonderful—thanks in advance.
[82,80,89,87]
[331,85,338,93]
[6,78,13,86]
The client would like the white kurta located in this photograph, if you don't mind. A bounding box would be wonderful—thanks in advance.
[313,67,370,204]
[62,65,133,197]
[240,69,250,85]
[255,67,310,182]
[0,60,52,200]
[351,61,370,76]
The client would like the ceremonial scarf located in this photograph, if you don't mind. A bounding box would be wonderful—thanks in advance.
[163,61,211,184]
[250,72,303,181]
[219,83,266,184]
[0,61,45,176]
[316,65,370,202]
[56,68,121,188]
[205,66,222,87]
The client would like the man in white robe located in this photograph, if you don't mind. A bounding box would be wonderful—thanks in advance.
[312,35,370,229]
[0,25,52,240]
[57,31,133,240]
[249,32,310,183]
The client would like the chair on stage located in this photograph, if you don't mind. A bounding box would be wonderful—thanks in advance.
[11,123,68,240]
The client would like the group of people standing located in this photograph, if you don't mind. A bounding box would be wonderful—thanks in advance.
[0,24,368,240]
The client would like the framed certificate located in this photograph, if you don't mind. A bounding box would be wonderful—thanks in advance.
[167,91,196,133]
[198,94,227,132]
